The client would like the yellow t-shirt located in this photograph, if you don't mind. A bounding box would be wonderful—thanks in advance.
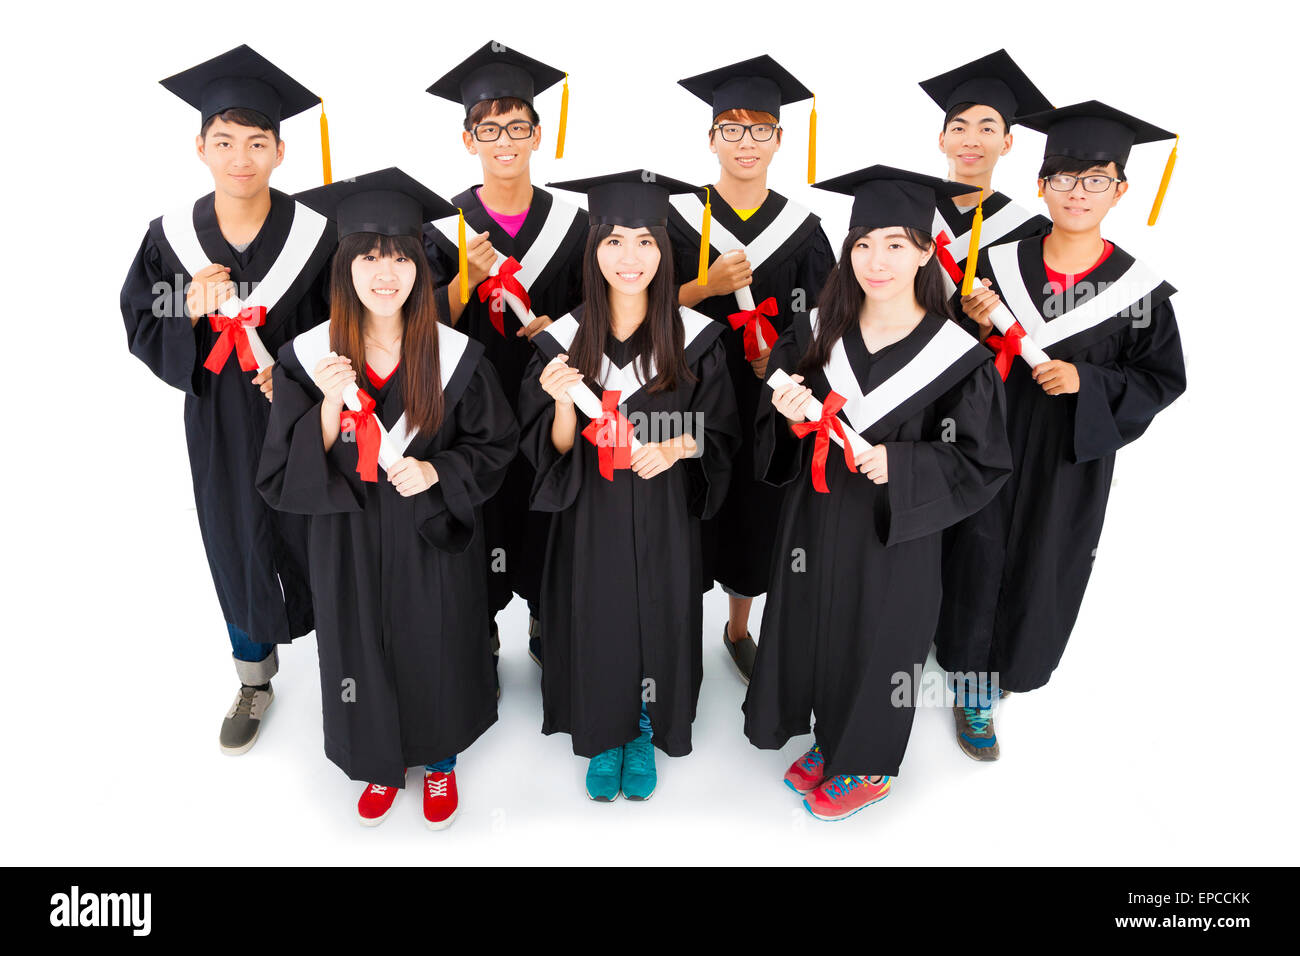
[734,207,759,221]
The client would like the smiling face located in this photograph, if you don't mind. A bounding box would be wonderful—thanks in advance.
[464,104,540,182]
[850,227,932,304]
[710,108,781,183]
[350,245,418,318]
[196,116,284,199]
[938,104,1011,181]
[1038,162,1128,234]
[596,225,662,296]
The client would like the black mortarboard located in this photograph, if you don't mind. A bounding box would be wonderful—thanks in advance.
[547,170,703,227]
[813,165,981,234]
[918,49,1052,126]
[295,167,458,240]
[1014,99,1175,167]
[427,40,565,112]
[678,54,812,120]
[159,44,320,132]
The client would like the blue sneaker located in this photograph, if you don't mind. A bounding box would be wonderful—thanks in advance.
[585,745,623,801]
[954,703,999,761]
[620,732,657,800]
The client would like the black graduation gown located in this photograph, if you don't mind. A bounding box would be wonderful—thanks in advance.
[742,310,1012,778]
[256,320,519,787]
[518,307,741,758]
[424,186,587,614]
[120,189,335,645]
[933,237,1186,691]
[667,190,836,596]
[932,190,1051,305]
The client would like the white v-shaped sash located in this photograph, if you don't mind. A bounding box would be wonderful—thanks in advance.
[669,193,813,272]
[812,309,978,435]
[986,243,1164,350]
[433,194,580,290]
[292,321,472,462]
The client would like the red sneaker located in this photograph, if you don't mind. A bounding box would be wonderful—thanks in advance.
[357,782,400,826]
[803,775,891,822]
[424,770,459,830]
[783,744,825,795]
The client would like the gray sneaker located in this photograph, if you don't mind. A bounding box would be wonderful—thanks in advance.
[220,683,274,755]
[723,623,757,685]
[953,702,1000,761]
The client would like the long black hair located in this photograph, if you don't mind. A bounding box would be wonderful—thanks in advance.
[797,225,953,376]
[568,222,694,394]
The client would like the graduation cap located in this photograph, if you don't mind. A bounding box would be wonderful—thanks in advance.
[548,170,713,284]
[1016,100,1179,224]
[678,55,819,183]
[918,49,1052,127]
[159,44,333,184]
[427,41,572,158]
[815,165,987,294]
[295,167,458,239]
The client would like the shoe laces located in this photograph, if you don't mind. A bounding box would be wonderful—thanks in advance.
[426,775,448,798]
[368,784,389,797]
[824,775,862,799]
[962,706,993,734]
[797,744,824,773]
[590,746,621,775]
[233,687,257,717]
[624,738,653,774]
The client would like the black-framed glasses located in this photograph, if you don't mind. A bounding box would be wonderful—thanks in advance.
[472,120,536,143]
[1045,173,1120,193]
[714,122,779,142]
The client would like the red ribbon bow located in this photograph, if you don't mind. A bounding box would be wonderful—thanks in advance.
[791,390,857,494]
[339,389,382,483]
[581,389,634,481]
[203,306,267,374]
[728,296,780,361]
[477,256,532,337]
[985,322,1027,381]
[934,231,965,285]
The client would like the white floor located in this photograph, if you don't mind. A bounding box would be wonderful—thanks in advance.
[9,479,1293,865]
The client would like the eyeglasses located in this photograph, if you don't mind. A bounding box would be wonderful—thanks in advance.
[713,122,779,143]
[472,121,536,143]
[1044,173,1120,193]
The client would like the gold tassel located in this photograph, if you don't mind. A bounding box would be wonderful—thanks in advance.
[1147,134,1178,226]
[807,93,817,185]
[457,208,469,305]
[319,99,332,185]
[698,186,712,285]
[960,191,984,297]
[1037,184,1044,198]
[555,73,570,159]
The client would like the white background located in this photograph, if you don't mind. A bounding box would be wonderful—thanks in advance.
[1,0,1295,865]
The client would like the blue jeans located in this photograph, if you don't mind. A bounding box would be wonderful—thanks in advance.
[639,701,652,739]
[426,755,456,773]
[227,622,273,664]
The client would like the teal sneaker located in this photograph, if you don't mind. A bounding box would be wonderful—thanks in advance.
[585,745,623,801]
[621,732,657,801]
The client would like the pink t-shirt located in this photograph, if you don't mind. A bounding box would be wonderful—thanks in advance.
[476,188,529,237]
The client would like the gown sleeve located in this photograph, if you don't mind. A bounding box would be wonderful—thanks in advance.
[878,358,1013,547]
[414,358,520,553]
[683,337,741,519]
[796,225,837,306]
[256,350,366,516]
[753,323,808,488]
[517,350,583,512]
[120,232,202,395]
[1070,297,1186,463]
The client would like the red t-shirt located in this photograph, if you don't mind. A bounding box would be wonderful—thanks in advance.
[1044,239,1114,294]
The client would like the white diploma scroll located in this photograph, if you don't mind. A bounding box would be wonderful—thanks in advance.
[988,303,1050,368]
[544,357,644,452]
[730,250,773,355]
[332,351,405,471]
[766,368,871,460]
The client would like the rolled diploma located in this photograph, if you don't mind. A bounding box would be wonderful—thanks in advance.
[544,357,644,452]
[215,294,275,371]
[330,351,405,471]
[489,258,538,329]
[731,252,773,354]
[988,303,1050,368]
[766,368,871,460]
